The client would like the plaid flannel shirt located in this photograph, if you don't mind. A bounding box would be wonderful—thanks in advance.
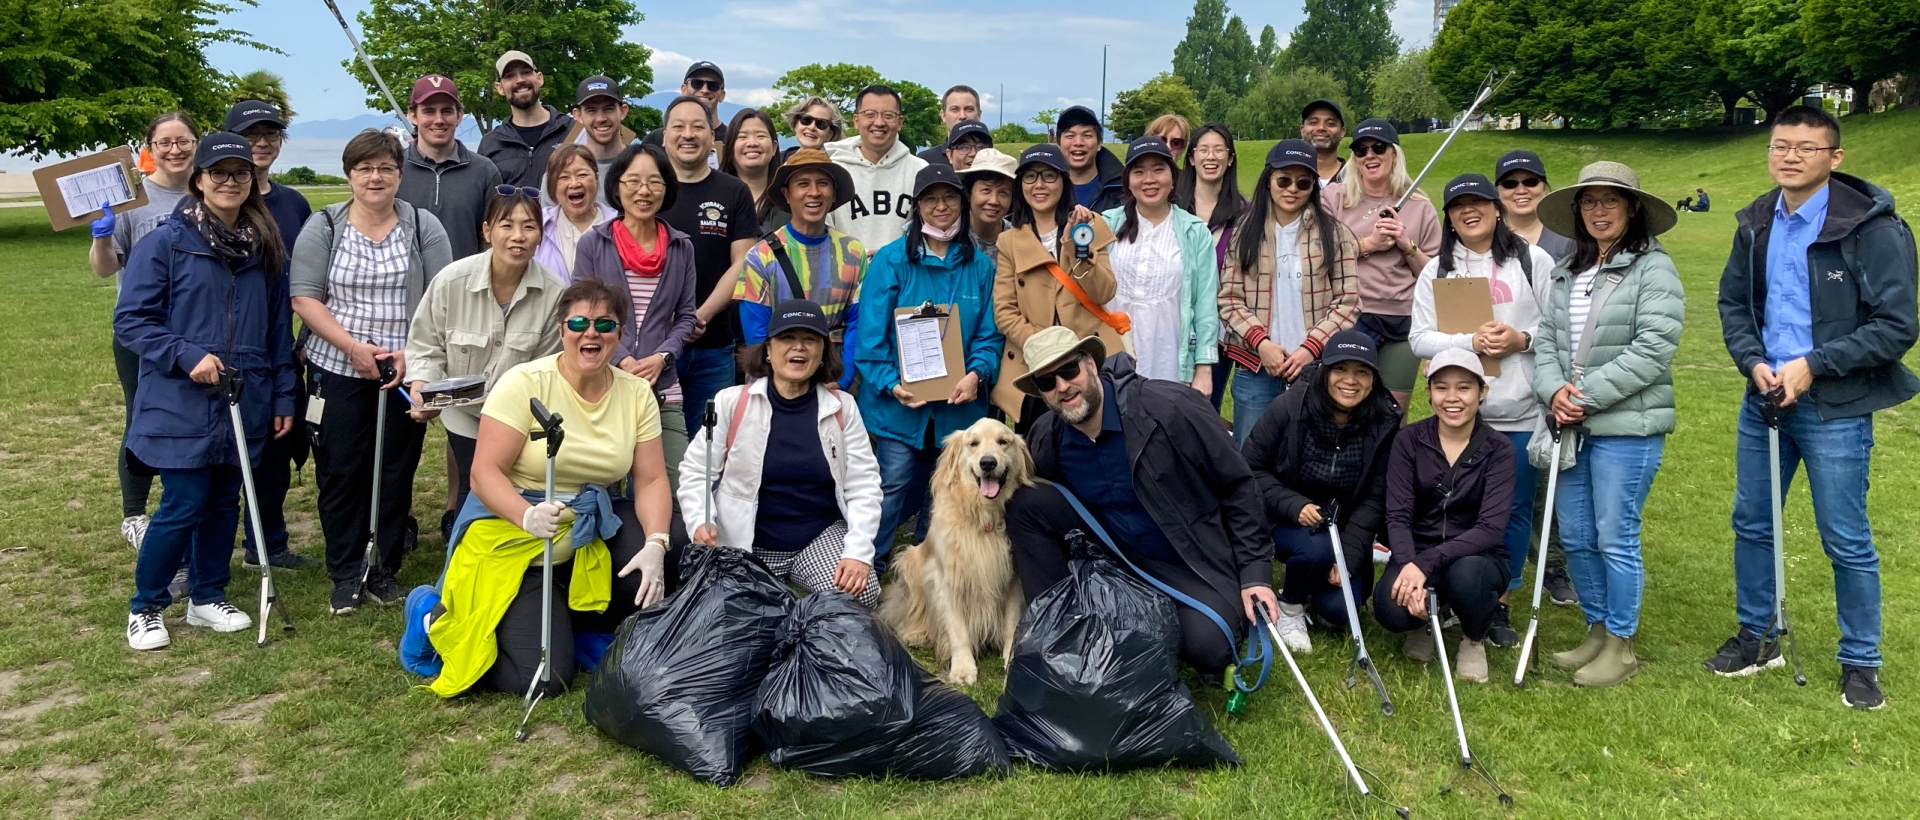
[1218,214,1360,371]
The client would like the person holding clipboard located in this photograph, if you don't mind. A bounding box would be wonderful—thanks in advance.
[854,164,1004,569]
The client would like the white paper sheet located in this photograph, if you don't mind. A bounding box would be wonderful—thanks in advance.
[56,164,134,219]
[896,315,948,383]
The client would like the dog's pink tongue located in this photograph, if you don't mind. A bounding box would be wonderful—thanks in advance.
[980,476,1002,499]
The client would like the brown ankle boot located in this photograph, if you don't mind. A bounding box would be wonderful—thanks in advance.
[1573,633,1640,687]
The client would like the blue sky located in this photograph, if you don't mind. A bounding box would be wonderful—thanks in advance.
[209,0,1437,125]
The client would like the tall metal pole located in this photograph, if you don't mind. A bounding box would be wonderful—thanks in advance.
[1100,46,1109,126]
[999,83,1005,128]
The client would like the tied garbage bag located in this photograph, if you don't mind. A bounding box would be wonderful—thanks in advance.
[752,592,1011,780]
[582,546,793,786]
[992,533,1240,771]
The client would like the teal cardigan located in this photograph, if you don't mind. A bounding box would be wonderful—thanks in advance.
[1102,205,1221,382]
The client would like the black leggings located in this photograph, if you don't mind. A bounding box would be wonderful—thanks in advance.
[113,338,153,518]
[1005,482,1245,674]
[1372,555,1508,642]
[447,432,477,512]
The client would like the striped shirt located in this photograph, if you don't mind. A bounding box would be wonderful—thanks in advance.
[1567,265,1601,357]
[306,225,414,378]
[625,270,685,403]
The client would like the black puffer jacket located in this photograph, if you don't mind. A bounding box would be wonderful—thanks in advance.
[1027,353,1273,602]
[1241,362,1400,568]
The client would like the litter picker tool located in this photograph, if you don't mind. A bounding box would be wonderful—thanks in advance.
[320,0,413,137]
[1258,607,1410,819]
[702,400,718,541]
[1762,388,1807,687]
[1325,503,1393,714]
[218,370,295,647]
[1514,422,1567,687]
[356,359,397,606]
[1428,589,1511,805]
[515,397,567,742]
[1390,68,1516,214]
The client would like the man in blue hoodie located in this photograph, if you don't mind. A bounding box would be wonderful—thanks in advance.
[1710,105,1919,710]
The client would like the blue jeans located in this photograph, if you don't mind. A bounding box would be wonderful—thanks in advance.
[1556,434,1664,638]
[1502,429,1540,591]
[1272,524,1370,626]
[872,436,938,565]
[1731,394,1881,667]
[675,344,737,434]
[131,466,241,612]
[1230,367,1287,445]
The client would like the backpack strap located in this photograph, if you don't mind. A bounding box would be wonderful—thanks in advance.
[762,228,807,301]
[1518,239,1535,285]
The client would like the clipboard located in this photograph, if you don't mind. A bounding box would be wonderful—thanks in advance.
[894,301,966,400]
[1432,277,1501,376]
[33,146,148,232]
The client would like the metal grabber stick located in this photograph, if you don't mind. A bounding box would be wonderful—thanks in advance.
[1390,68,1516,215]
[220,370,295,647]
[1429,589,1511,805]
[1258,608,1411,818]
[1763,387,1807,686]
[319,0,413,135]
[1514,422,1566,687]
[516,397,567,742]
[702,400,718,541]
[356,359,396,606]
[1325,503,1393,714]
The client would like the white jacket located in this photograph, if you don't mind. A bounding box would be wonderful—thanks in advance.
[824,135,928,256]
[1410,242,1556,431]
[676,379,884,563]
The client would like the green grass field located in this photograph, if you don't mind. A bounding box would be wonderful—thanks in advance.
[3,112,1919,819]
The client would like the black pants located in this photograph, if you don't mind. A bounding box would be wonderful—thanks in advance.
[308,368,427,586]
[483,500,662,696]
[1272,524,1373,626]
[1372,555,1508,642]
[448,432,477,513]
[113,338,153,518]
[242,361,309,562]
[1005,482,1245,674]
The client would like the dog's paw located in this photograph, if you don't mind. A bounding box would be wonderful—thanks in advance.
[947,664,979,686]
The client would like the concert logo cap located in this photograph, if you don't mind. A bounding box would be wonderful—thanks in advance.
[575,75,623,107]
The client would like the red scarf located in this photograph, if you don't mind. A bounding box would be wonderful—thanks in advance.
[613,219,668,277]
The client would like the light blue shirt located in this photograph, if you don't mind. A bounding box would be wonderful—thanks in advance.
[1764,183,1829,369]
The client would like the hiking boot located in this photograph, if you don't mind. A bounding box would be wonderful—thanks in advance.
[1456,638,1489,683]
[1551,622,1609,670]
[126,611,169,651]
[243,550,320,571]
[1702,627,1783,677]
[167,566,190,601]
[331,583,361,616]
[122,515,150,552]
[1275,602,1313,655]
[185,600,253,633]
[1545,567,1578,607]
[1403,627,1436,663]
[363,575,405,606]
[1487,604,1519,648]
[1841,665,1885,710]
[1573,633,1639,687]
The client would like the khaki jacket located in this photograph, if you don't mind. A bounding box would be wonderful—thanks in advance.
[990,220,1121,419]
[404,250,566,438]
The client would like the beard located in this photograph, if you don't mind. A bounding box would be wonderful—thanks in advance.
[1052,378,1101,425]
[510,88,540,111]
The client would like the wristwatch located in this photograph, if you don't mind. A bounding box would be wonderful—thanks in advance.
[658,350,675,369]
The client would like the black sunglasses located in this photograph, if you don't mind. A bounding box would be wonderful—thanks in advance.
[1273,175,1316,192]
[688,78,722,92]
[1498,176,1544,190]
[495,185,540,198]
[794,114,829,129]
[1351,142,1394,157]
[1031,358,1084,393]
[565,316,619,333]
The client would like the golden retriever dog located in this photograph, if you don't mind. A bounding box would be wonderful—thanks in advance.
[878,417,1034,685]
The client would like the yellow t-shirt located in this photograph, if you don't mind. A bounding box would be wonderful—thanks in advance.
[481,354,662,494]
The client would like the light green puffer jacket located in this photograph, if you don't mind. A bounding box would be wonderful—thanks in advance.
[1532,243,1685,437]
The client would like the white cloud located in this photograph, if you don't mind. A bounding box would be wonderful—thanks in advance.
[676,0,1150,43]
[647,48,780,89]
[734,87,783,106]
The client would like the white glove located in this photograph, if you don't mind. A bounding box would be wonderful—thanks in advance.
[619,540,669,609]
[520,500,565,539]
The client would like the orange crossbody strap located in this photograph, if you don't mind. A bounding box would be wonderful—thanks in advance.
[1043,261,1131,335]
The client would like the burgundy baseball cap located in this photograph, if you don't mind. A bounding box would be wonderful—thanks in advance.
[410,74,460,108]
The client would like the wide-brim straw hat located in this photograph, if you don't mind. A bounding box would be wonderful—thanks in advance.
[1013,326,1106,397]
[1538,160,1677,239]
[770,148,855,212]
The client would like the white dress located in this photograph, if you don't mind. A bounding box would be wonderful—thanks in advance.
[1107,213,1185,381]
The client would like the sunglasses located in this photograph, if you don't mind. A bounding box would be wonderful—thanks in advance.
[1350,142,1394,157]
[565,316,619,333]
[1273,175,1316,192]
[795,114,829,129]
[1499,176,1544,190]
[495,184,540,198]
[688,78,722,92]
[1031,358,1083,392]
[1165,137,1187,153]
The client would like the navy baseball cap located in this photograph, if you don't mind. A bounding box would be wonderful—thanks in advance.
[1123,135,1175,168]
[1319,330,1380,372]
[1056,105,1102,136]
[1265,139,1318,173]
[1350,118,1399,147]
[195,132,254,168]
[1442,173,1499,208]
[683,61,725,85]
[575,75,622,106]
[1495,149,1548,182]
[946,119,992,149]
[912,163,964,197]
[223,100,285,133]
[1018,144,1070,175]
[765,299,829,340]
[1301,99,1345,125]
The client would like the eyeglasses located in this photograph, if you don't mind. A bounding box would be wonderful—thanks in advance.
[1499,176,1544,190]
[1020,170,1063,185]
[795,114,830,129]
[1031,358,1084,393]
[1578,194,1628,211]
[152,139,197,152]
[351,164,401,177]
[495,184,540,198]
[1192,146,1231,160]
[1767,143,1838,158]
[856,110,901,124]
[240,131,285,147]
[948,141,984,155]
[206,167,255,185]
[1351,142,1393,158]
[619,175,666,192]
[687,78,723,93]
[564,316,619,333]
[1272,175,1315,192]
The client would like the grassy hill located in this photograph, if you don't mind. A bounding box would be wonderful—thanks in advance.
[0,111,1917,818]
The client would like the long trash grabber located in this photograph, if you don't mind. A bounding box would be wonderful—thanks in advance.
[1325,503,1393,714]
[1428,589,1511,805]
[1391,67,1516,213]
[702,400,718,540]
[319,0,413,137]
[1514,422,1565,687]
[356,358,397,605]
[515,397,567,742]
[219,369,295,647]
[1258,607,1411,819]
[1762,388,1808,686]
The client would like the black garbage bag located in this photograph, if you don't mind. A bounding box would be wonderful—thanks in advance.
[992,534,1240,771]
[582,546,793,786]
[751,592,1010,780]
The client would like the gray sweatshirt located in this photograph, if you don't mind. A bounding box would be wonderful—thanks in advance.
[398,140,501,261]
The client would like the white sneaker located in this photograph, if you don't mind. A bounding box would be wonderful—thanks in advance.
[1371,541,1390,565]
[185,600,253,633]
[1275,601,1313,655]
[127,612,169,650]
[122,515,150,551]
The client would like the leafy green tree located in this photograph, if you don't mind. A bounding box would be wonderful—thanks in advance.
[231,70,295,122]
[1370,49,1453,124]
[348,0,652,132]
[771,62,887,135]
[1,0,268,157]
[1799,0,1920,114]
[1172,0,1260,122]
[1254,25,1281,80]
[893,79,943,151]
[1227,68,1346,140]
[1695,0,1811,122]
[990,123,1036,143]
[1108,73,1205,140]
[1031,108,1062,132]
[1279,0,1400,113]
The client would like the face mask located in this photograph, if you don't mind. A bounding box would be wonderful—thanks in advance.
[920,220,960,242]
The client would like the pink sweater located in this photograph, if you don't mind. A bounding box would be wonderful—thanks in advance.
[1321,182,1442,317]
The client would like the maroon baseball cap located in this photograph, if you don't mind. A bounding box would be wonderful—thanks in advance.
[410,74,460,107]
